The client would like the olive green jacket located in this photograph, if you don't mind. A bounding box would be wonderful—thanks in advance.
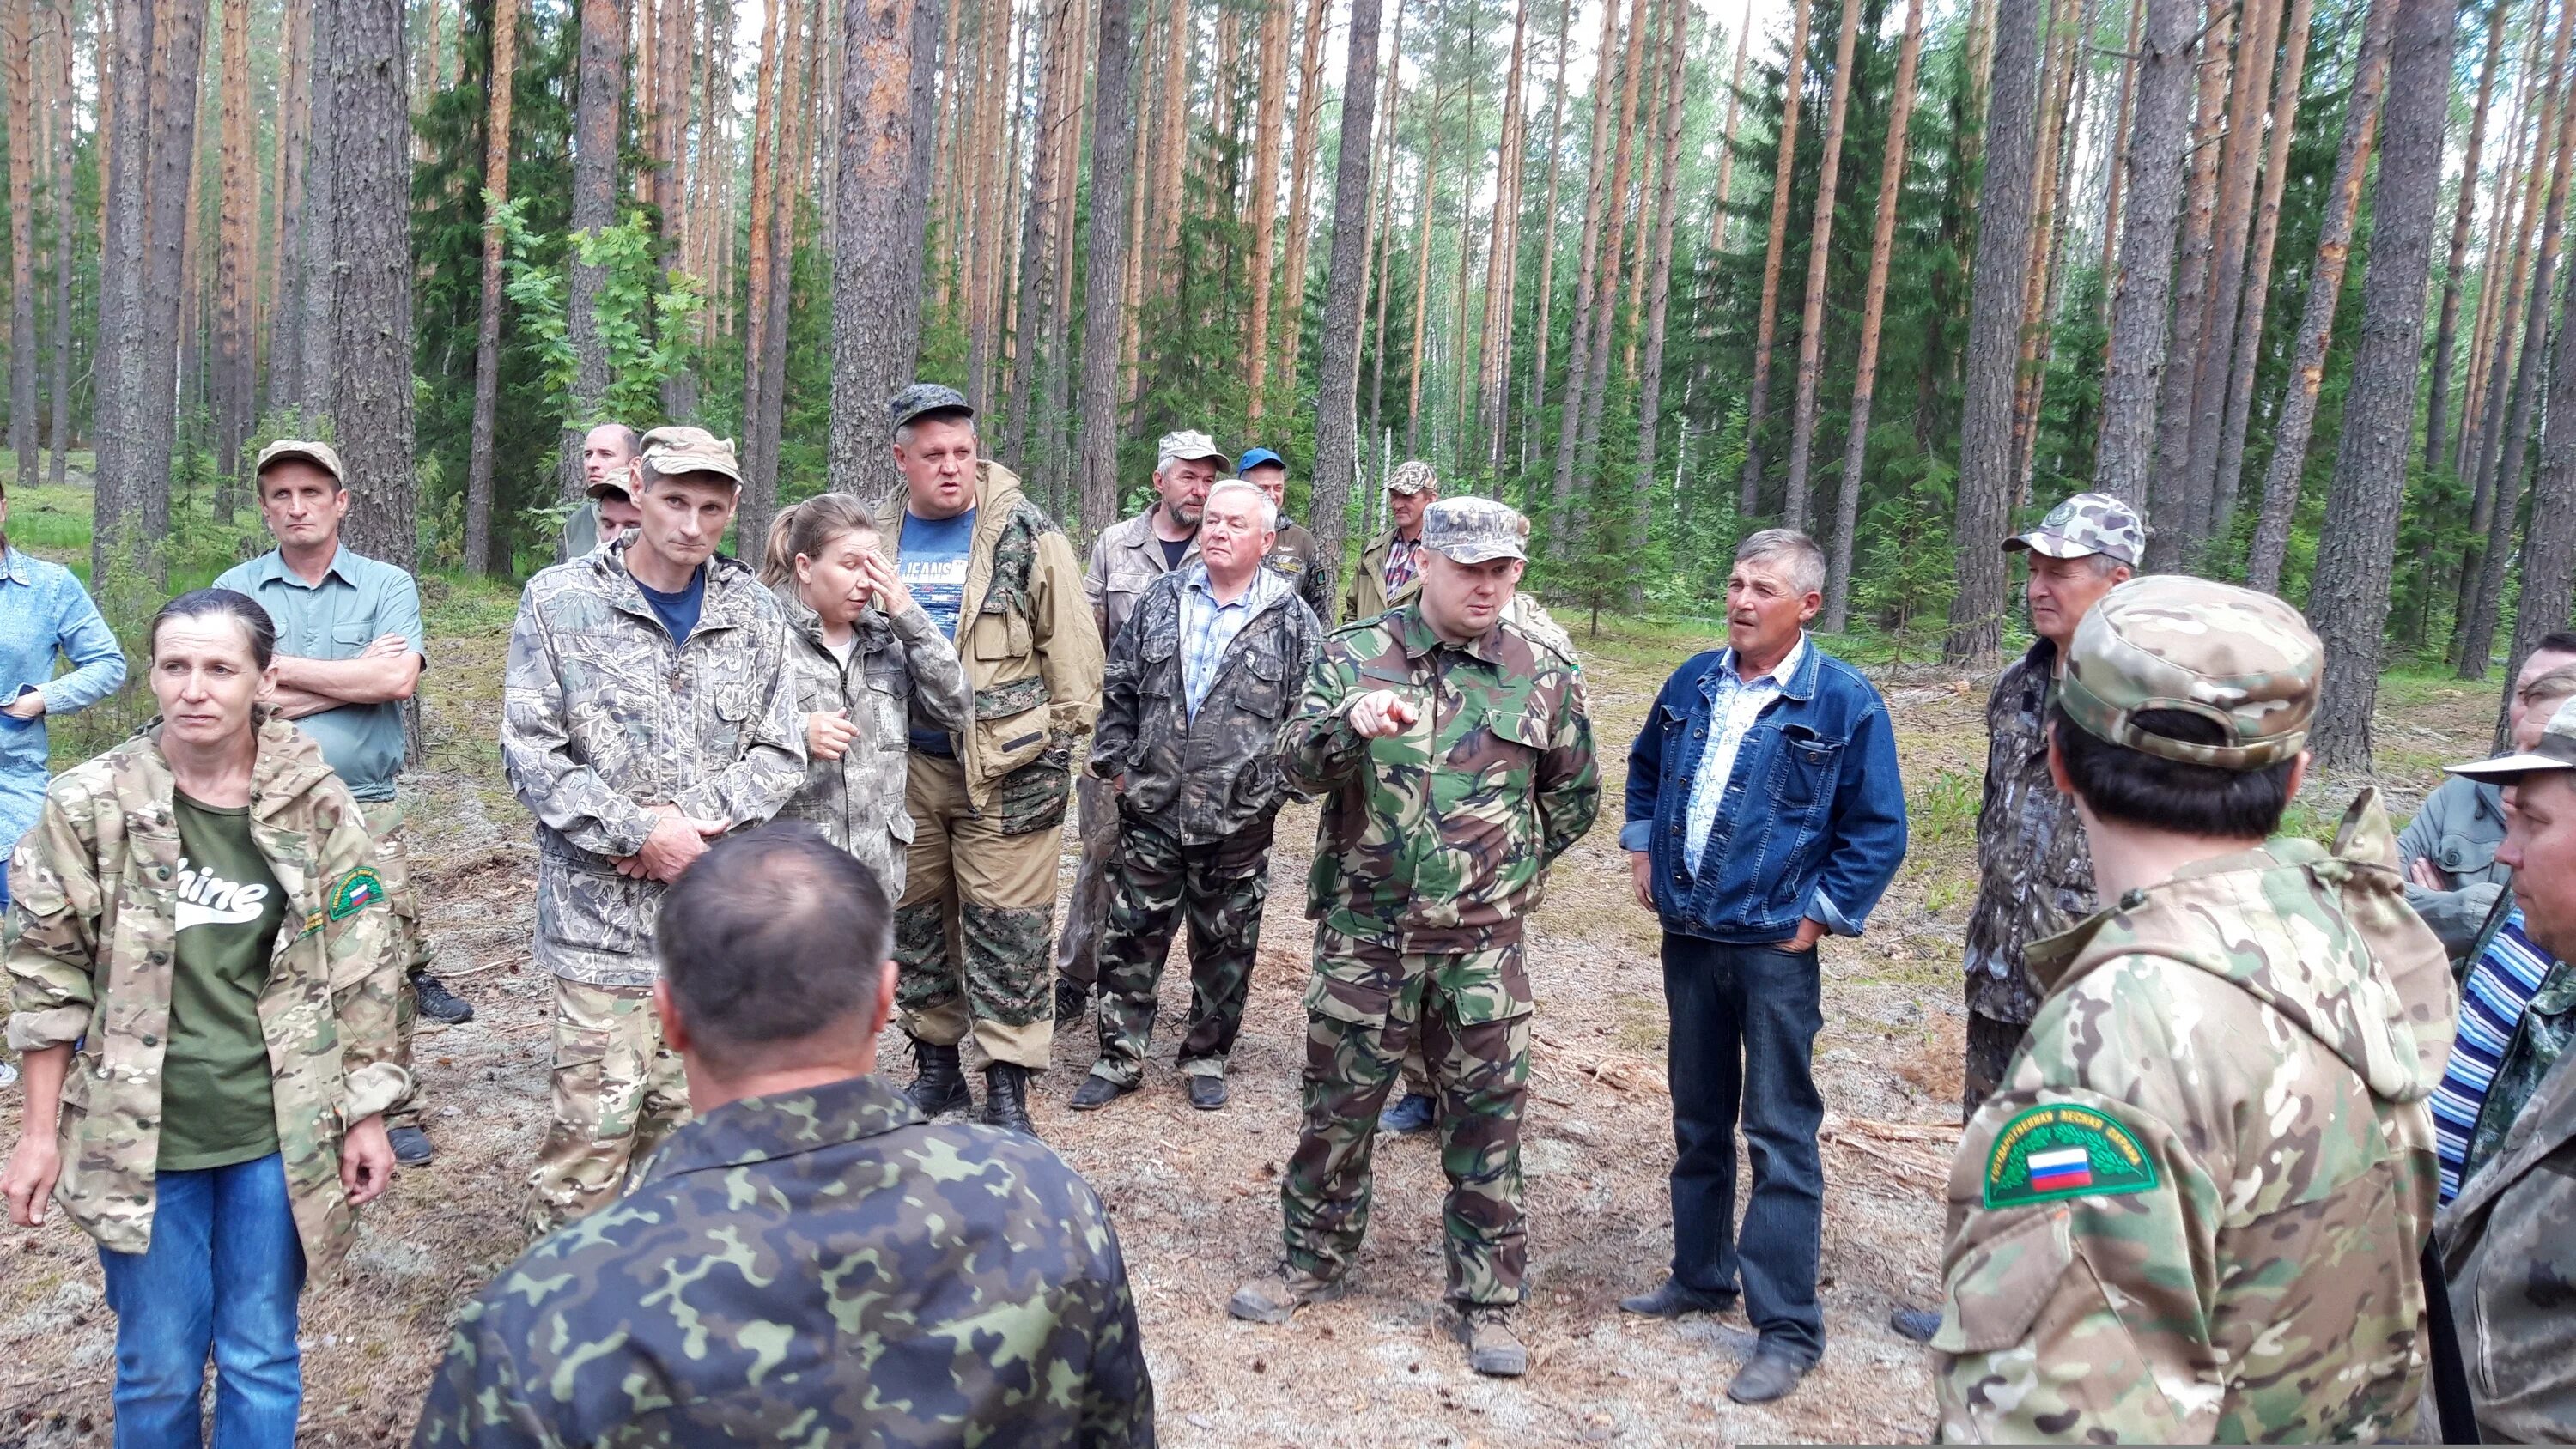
[5,718,406,1272]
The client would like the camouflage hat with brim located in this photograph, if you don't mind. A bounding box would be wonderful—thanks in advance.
[1421,497,1528,565]
[1156,430,1230,471]
[639,426,744,488]
[2449,695,2576,781]
[1385,459,1438,495]
[2005,491,2146,567]
[2057,575,2320,771]
[888,382,975,434]
[254,438,347,487]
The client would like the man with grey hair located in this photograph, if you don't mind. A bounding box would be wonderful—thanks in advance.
[1614,526,1907,1405]
[1074,476,1321,1113]
[1055,431,1230,1025]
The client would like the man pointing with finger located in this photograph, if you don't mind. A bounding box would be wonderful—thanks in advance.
[501,425,805,1236]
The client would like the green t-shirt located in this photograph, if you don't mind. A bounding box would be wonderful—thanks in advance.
[157,791,287,1171]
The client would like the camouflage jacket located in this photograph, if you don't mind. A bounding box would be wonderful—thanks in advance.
[876,463,1103,812]
[2454,892,2576,1191]
[1264,518,1334,624]
[1965,641,2096,1025]
[412,1073,1155,1448]
[1935,793,2453,1443]
[1091,567,1323,844]
[772,583,970,897]
[1084,505,1198,650]
[501,537,805,988]
[5,718,406,1272]
[2438,1034,2576,1442]
[1285,602,1599,953]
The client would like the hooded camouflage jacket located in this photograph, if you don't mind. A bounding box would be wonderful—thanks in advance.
[875,462,1103,815]
[1091,565,1323,844]
[771,583,970,897]
[412,1073,1155,1448]
[1935,793,2453,1443]
[1285,602,1599,954]
[1965,640,2096,1025]
[2437,1034,2576,1442]
[501,537,805,988]
[5,717,406,1272]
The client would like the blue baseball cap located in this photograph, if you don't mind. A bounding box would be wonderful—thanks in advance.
[1236,446,1286,472]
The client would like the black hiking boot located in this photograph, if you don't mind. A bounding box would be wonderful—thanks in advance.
[904,1037,973,1118]
[982,1064,1036,1135]
[412,970,475,1027]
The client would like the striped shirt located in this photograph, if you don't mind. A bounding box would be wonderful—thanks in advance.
[1180,562,1286,718]
[2431,906,2555,1203]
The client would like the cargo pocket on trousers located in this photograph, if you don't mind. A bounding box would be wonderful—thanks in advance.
[1303,971,1395,1028]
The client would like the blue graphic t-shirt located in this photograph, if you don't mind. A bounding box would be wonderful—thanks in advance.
[901,508,976,754]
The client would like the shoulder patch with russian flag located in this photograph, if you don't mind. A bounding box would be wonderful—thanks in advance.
[326,867,386,922]
[1982,1103,2159,1208]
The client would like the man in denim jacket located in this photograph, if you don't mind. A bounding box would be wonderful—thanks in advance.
[1615,528,1907,1405]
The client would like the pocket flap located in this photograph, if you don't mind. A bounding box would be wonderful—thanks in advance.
[1485,709,1546,749]
[1930,1205,2075,1355]
[2437,832,2499,876]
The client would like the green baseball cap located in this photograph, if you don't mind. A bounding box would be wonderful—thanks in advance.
[2056,575,2321,771]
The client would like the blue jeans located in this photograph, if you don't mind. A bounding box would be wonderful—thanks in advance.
[1661,933,1826,1364]
[96,1153,306,1449]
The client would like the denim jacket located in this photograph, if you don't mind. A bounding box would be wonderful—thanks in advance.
[0,547,126,854]
[1620,642,1907,943]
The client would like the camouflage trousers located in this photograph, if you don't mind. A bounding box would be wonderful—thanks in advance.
[357,799,434,1131]
[1962,1011,2027,1119]
[895,753,1061,1070]
[1086,811,1275,1087]
[1280,924,1533,1307]
[1054,774,1120,993]
[524,977,690,1239]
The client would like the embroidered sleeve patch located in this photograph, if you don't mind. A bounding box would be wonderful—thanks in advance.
[327,868,386,921]
[1983,1103,2160,1208]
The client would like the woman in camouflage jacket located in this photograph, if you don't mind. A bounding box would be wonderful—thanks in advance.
[762,495,971,895]
[2,589,405,1446]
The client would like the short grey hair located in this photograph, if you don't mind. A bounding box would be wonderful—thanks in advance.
[1204,477,1278,532]
[1735,528,1826,597]
[893,414,979,448]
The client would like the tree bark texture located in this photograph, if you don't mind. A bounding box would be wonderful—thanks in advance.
[1075,0,1137,537]
[465,0,519,574]
[832,0,939,507]
[2178,0,2283,547]
[1310,0,1385,597]
[2427,0,2514,473]
[2089,0,2197,508]
[1734,0,1814,516]
[2210,0,2314,539]
[213,0,256,518]
[1244,0,1289,422]
[1781,0,1868,530]
[7,0,37,490]
[45,0,72,484]
[1568,0,1647,493]
[560,0,621,502]
[88,0,148,585]
[1520,0,1571,475]
[1546,0,1624,537]
[328,0,415,567]
[2140,0,2233,568]
[1628,0,1689,546]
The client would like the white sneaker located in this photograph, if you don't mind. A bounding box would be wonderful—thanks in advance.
[0,1059,18,1090]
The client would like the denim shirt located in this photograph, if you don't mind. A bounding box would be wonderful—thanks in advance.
[1621,642,1907,943]
[0,547,126,852]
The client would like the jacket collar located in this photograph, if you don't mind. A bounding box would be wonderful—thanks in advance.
[1391,601,1508,666]
[640,1073,928,1182]
[0,546,32,586]
[241,543,361,591]
[772,580,892,654]
[1704,634,1820,704]
[592,532,763,634]
[122,714,339,828]
[1110,506,1199,565]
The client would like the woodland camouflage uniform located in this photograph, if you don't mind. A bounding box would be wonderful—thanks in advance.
[1274,501,1599,1307]
[1084,562,1322,1088]
[1935,578,2452,1443]
[4,717,408,1275]
[411,1076,1154,1447]
[872,459,1103,1069]
[501,524,806,1234]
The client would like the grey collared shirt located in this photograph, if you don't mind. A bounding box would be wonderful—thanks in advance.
[213,544,426,801]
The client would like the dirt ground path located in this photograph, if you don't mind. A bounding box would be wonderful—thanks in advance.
[0,609,2491,1446]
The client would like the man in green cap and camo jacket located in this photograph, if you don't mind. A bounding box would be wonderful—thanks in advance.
[1932,574,2454,1442]
[1228,495,1598,1381]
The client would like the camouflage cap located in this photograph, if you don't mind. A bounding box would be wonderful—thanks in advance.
[1421,497,1528,565]
[888,382,975,434]
[2004,491,2146,567]
[1156,430,1229,471]
[1385,459,1438,495]
[2449,695,2576,781]
[2057,575,2320,771]
[638,425,744,488]
[254,438,346,487]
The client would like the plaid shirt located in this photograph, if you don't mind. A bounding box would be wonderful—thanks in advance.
[1180,562,1288,718]
[1382,535,1424,601]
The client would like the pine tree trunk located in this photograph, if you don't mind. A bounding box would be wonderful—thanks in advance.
[1275,0,1334,407]
[1478,0,1528,470]
[2004,0,2082,502]
[1520,0,1570,476]
[1005,0,1069,478]
[2089,0,2196,507]
[1824,0,1924,631]
[2245,0,2397,590]
[89,0,148,585]
[2209,0,2312,540]
[743,0,785,474]
[1075,0,1138,535]
[1401,17,1447,459]
[1618,0,1662,381]
[1311,0,1387,591]
[2305,0,2459,771]
[2502,229,2576,740]
[129,0,204,565]
[2093,0,2141,330]
[1734,0,1814,516]
[750,0,817,544]
[832,0,941,506]
[966,0,1012,408]
[1706,0,1753,253]
[329,0,416,567]
[1568,0,1649,492]
[1244,0,1289,422]
[269,0,310,409]
[1365,3,1403,445]
[2459,23,2540,478]
[1627,0,1687,547]
[1945,0,2043,667]
[2139,0,2233,567]
[1151,0,1188,298]
[7,0,37,491]
[213,0,255,518]
[2177,0,2282,543]
[45,0,72,484]
[178,100,205,425]
[1546,0,1625,536]
[2427,0,2515,473]
[464,0,518,574]
[561,0,622,502]
[1781,0,1868,530]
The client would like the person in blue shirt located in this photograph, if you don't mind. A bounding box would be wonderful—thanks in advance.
[0,474,126,1088]
[1614,528,1908,1407]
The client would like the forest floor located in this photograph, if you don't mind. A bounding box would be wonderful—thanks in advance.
[0,492,2505,1445]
